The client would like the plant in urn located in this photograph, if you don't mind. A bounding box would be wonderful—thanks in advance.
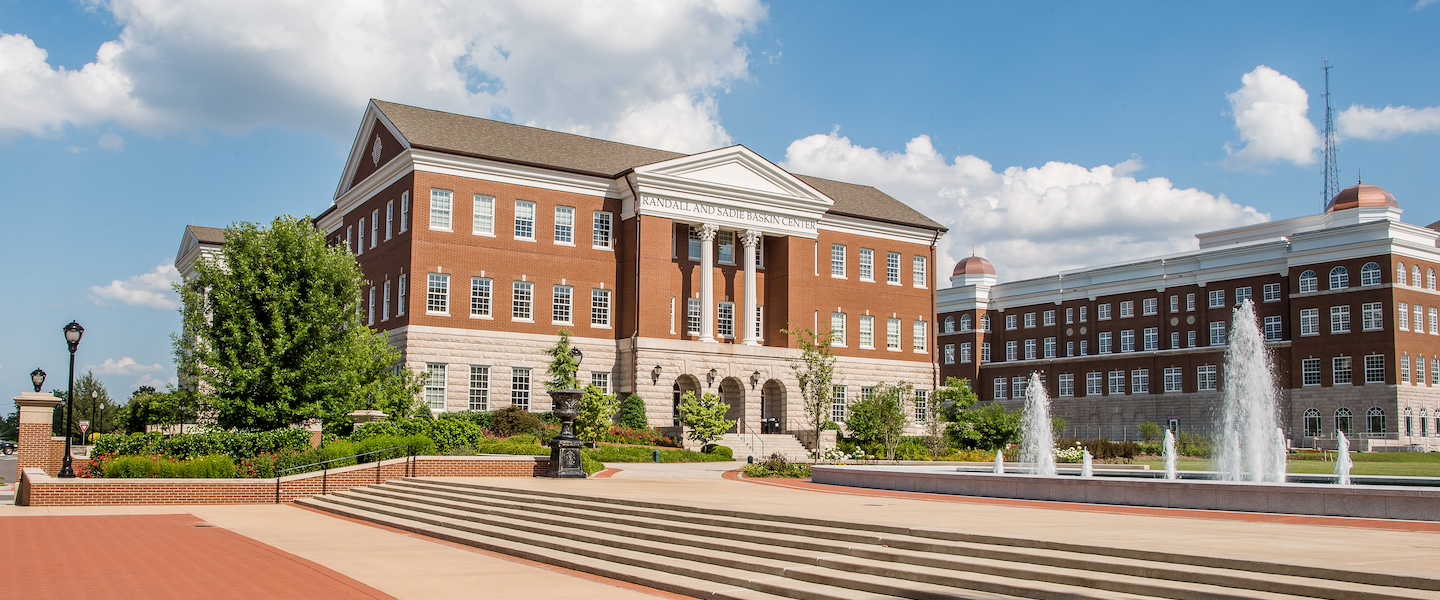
[544,331,586,478]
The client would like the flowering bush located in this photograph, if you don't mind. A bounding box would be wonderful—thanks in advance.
[1054,444,1085,463]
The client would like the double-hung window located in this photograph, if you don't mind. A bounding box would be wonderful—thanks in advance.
[554,206,575,244]
[1209,321,1227,346]
[1120,330,1135,352]
[399,191,409,233]
[858,249,874,281]
[1300,308,1319,335]
[960,342,972,363]
[370,210,378,248]
[468,366,489,411]
[1098,332,1112,354]
[1043,337,1056,358]
[1098,303,1111,320]
[1362,302,1383,331]
[1263,316,1282,341]
[357,218,365,255]
[886,252,900,284]
[1024,338,1036,359]
[429,190,452,231]
[426,273,449,315]
[686,298,700,335]
[994,378,1008,401]
[1208,290,1225,308]
[687,227,703,261]
[832,386,849,421]
[470,277,492,318]
[367,287,375,325]
[1109,371,1125,395]
[472,195,495,236]
[718,303,735,339]
[1234,286,1252,305]
[512,281,534,320]
[913,256,927,288]
[1263,283,1281,302]
[1330,305,1350,334]
[385,200,394,240]
[1120,301,1134,318]
[1301,359,1321,386]
[1132,369,1149,394]
[1366,355,1386,384]
[514,201,536,240]
[1332,357,1352,385]
[1143,327,1158,351]
[1142,298,1157,316]
[1198,365,1218,391]
[859,315,874,349]
[830,312,846,346]
[382,280,391,321]
[887,318,901,351]
[831,245,846,277]
[592,212,613,249]
[424,363,446,411]
[397,275,407,316]
[591,289,611,327]
[1058,374,1075,397]
[552,285,573,325]
[1086,372,1102,396]
[1164,367,1182,393]
[511,368,531,411]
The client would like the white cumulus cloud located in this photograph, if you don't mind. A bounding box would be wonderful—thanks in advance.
[0,0,764,152]
[89,263,181,310]
[783,131,1268,281]
[1222,66,1320,169]
[1338,105,1440,140]
[88,357,165,376]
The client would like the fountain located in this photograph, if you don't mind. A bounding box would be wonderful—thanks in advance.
[1162,429,1177,481]
[1213,300,1286,483]
[1273,427,1288,483]
[1080,449,1093,477]
[1335,432,1353,485]
[1018,372,1056,476]
[993,449,1004,474]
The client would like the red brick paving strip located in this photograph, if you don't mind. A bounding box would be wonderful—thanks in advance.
[0,514,392,599]
[728,471,1440,534]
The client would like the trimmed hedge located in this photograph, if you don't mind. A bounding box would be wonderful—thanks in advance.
[104,454,238,478]
[94,429,313,460]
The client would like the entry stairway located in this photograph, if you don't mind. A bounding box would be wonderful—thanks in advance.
[297,479,1440,600]
[719,433,811,462]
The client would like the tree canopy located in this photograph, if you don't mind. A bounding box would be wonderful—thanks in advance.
[175,215,420,431]
[784,327,835,458]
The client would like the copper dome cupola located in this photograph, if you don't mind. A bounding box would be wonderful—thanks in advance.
[1326,183,1398,213]
[953,256,997,277]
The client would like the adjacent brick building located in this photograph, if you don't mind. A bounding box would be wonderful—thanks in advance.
[181,100,945,441]
[938,184,1440,450]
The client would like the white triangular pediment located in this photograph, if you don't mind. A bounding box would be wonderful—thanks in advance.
[633,145,832,208]
[333,101,410,200]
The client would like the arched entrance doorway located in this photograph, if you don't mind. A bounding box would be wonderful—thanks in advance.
[761,379,786,433]
[719,377,745,433]
[672,375,700,427]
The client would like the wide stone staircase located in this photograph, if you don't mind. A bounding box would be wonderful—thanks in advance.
[719,433,812,462]
[297,479,1440,600]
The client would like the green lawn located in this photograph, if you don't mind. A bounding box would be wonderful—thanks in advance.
[1130,453,1440,477]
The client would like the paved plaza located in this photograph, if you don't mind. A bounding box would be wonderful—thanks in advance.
[2,463,1438,598]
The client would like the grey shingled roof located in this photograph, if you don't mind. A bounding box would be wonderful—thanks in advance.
[187,225,227,244]
[371,100,944,232]
[1429,219,1439,232]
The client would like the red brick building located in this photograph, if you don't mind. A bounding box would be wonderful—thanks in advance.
[182,100,945,445]
[938,184,1440,450]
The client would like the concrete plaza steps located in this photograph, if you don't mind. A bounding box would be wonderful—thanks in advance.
[719,433,811,461]
[297,479,1440,600]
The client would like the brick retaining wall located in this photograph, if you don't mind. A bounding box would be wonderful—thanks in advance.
[17,455,547,506]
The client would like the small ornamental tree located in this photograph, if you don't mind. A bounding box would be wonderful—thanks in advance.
[618,394,649,429]
[575,385,620,441]
[784,327,836,458]
[175,216,421,431]
[678,390,733,447]
[543,330,582,391]
[846,382,913,460]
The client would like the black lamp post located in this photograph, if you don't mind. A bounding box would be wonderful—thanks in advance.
[30,368,46,393]
[59,320,84,478]
[91,389,100,441]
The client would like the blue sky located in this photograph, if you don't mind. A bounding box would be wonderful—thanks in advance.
[2,0,1438,404]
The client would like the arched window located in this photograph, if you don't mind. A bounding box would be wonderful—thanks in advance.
[1360,262,1381,286]
[960,314,973,332]
[1397,262,1407,286]
[943,316,955,334]
[1334,407,1353,437]
[980,314,991,332]
[1413,266,1422,288]
[1329,266,1349,290]
[1303,408,1322,437]
[1422,408,1431,437]
[1366,407,1386,436]
[1429,268,1436,290]
[1298,270,1318,293]
[1404,407,1414,437]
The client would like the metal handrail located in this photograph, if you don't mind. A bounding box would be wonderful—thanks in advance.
[273,445,415,503]
[740,420,767,459]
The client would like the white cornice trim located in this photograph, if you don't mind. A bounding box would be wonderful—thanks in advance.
[412,149,622,199]
[818,213,938,245]
[323,151,416,233]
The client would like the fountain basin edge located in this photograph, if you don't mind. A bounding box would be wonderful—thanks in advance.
[809,465,1440,522]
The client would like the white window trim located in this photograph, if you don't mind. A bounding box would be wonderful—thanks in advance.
[592,211,614,251]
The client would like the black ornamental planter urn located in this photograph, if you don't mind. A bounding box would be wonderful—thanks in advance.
[548,389,585,478]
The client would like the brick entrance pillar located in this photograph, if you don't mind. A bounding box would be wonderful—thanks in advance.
[13,392,63,475]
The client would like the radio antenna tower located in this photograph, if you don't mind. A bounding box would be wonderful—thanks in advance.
[1322,59,1340,210]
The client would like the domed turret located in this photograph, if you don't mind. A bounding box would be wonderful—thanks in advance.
[953,256,996,277]
[950,255,998,288]
[1326,183,1398,213]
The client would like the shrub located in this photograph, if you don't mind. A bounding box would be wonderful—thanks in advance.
[582,445,731,463]
[104,454,238,478]
[439,410,493,432]
[424,418,484,453]
[894,437,931,461]
[1177,432,1213,458]
[678,391,733,445]
[1057,439,1140,461]
[741,454,811,478]
[491,406,544,437]
[581,453,604,476]
[618,395,649,429]
[1138,422,1163,443]
[93,429,313,460]
[575,386,620,441]
[706,445,733,460]
[600,426,680,447]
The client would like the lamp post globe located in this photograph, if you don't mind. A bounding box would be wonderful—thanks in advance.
[59,320,84,478]
[30,368,46,393]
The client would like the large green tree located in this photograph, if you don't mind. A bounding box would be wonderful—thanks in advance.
[50,371,117,442]
[175,216,421,431]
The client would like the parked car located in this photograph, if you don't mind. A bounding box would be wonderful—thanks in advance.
[0,441,16,455]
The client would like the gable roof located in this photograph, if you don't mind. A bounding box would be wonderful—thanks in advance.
[186,225,228,245]
[368,99,945,232]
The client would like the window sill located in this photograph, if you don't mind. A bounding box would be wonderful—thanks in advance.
[591,324,612,330]
[592,245,614,252]
[555,241,575,247]
[887,348,901,353]
[860,278,874,283]
[472,232,496,238]
[553,321,573,326]
[429,227,453,233]
[514,237,537,243]
[470,314,493,320]
[426,311,450,317]
[887,281,901,286]
[512,318,535,323]
[831,275,847,280]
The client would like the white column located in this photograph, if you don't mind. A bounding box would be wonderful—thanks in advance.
[698,223,719,343]
[741,229,761,346]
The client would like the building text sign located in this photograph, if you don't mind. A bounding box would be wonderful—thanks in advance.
[638,195,817,235]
